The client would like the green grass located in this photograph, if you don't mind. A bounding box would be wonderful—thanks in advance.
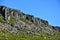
[41,23,46,27]
[8,16,15,25]
[0,16,60,40]
[19,17,32,25]
[0,28,60,40]
[0,17,5,23]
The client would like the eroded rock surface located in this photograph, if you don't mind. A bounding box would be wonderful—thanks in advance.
[0,6,59,35]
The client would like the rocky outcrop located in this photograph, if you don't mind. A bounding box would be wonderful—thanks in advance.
[54,26,60,32]
[0,6,49,26]
[0,6,59,35]
[51,26,60,32]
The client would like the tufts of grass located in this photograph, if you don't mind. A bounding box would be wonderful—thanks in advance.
[8,16,15,25]
[0,17,5,23]
[41,23,46,27]
[0,28,60,40]
[19,17,32,25]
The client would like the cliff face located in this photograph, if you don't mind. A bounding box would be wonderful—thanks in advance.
[0,6,58,35]
[0,6,49,25]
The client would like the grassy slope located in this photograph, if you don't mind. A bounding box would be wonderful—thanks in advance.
[0,28,60,40]
[0,16,60,40]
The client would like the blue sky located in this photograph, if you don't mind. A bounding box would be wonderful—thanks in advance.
[0,0,60,26]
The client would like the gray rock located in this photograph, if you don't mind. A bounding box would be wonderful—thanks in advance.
[0,6,57,35]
